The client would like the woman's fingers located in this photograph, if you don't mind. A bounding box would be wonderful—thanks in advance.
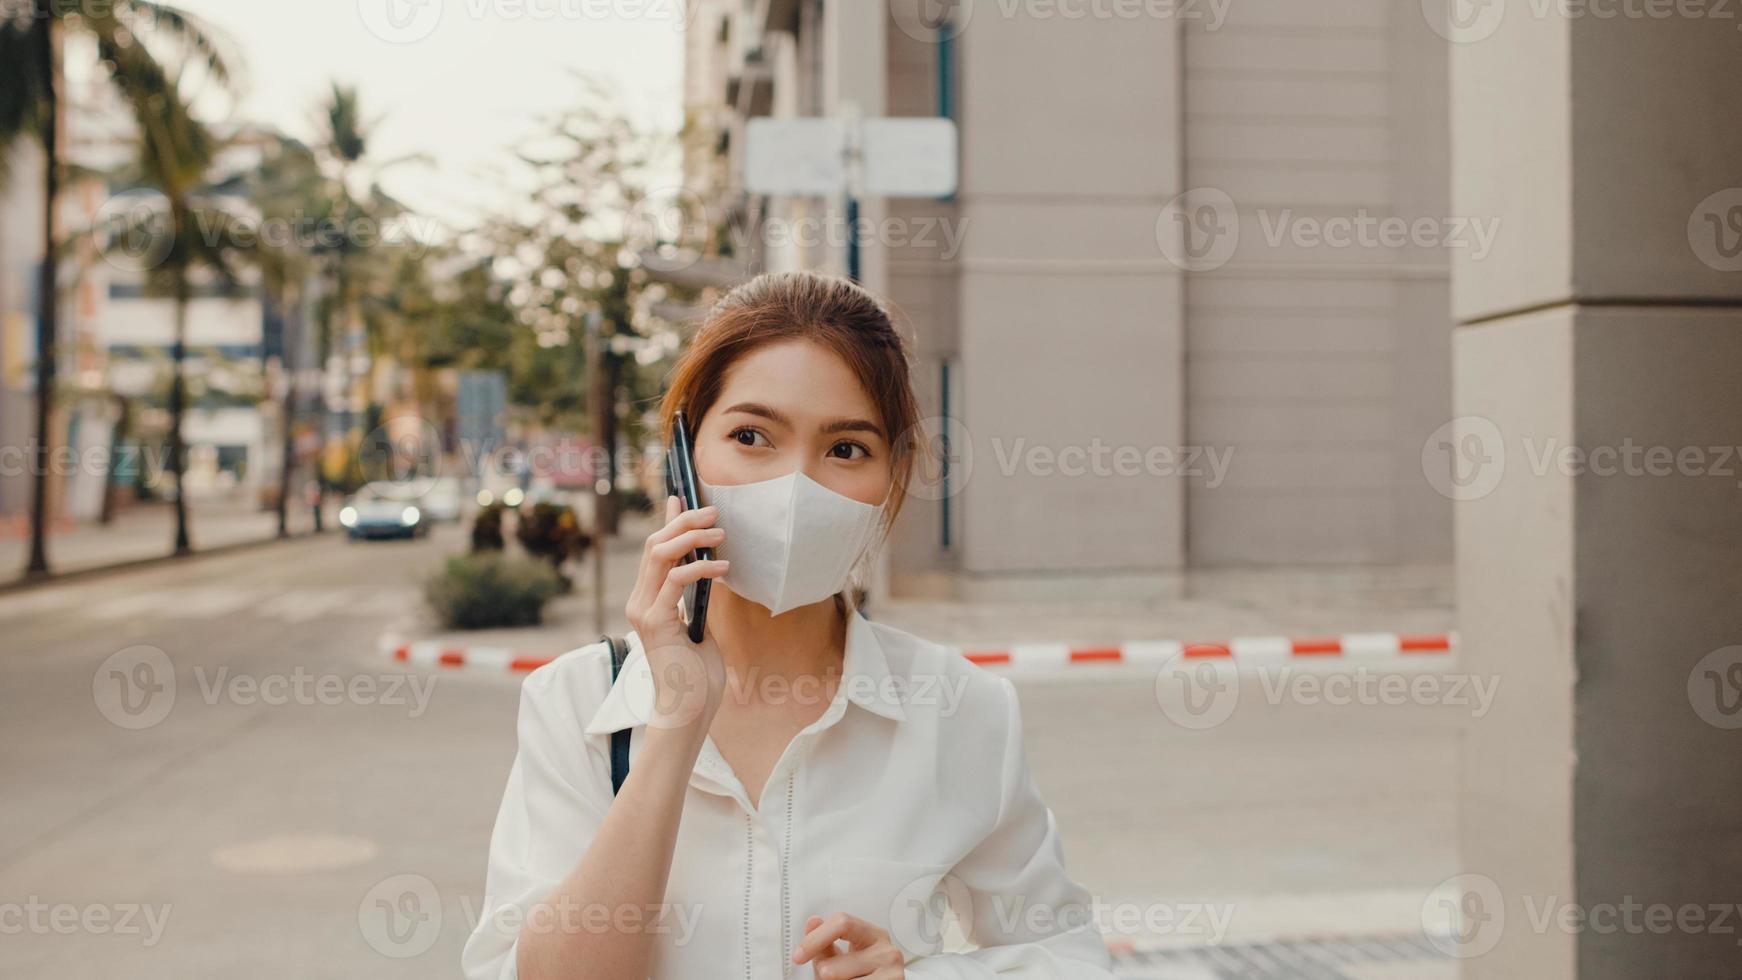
[791,913,886,965]
[628,497,720,617]
[650,556,729,622]
[648,526,726,566]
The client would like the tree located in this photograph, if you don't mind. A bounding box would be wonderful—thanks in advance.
[487,78,695,534]
[244,132,328,537]
[0,0,232,576]
[304,82,427,522]
[116,81,250,555]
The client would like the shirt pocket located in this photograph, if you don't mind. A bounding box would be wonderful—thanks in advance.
[824,856,959,960]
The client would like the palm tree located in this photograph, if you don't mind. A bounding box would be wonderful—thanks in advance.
[119,79,249,555]
[244,133,327,537]
[0,1,231,576]
[306,83,427,507]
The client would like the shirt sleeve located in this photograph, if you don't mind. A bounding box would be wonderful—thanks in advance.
[904,674,1118,980]
[461,655,615,980]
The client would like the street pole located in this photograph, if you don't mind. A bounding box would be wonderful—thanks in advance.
[585,309,606,634]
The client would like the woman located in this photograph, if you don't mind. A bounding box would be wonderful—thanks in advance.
[462,271,1114,979]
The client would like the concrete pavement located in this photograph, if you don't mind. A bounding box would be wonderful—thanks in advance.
[0,523,1462,978]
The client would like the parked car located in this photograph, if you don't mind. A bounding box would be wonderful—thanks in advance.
[339,488,427,540]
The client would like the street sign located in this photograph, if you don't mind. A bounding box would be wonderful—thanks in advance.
[744,116,958,198]
[744,119,847,196]
[863,118,958,197]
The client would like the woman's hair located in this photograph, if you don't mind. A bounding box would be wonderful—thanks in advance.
[657,270,925,614]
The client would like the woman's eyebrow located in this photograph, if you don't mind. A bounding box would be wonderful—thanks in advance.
[721,402,883,438]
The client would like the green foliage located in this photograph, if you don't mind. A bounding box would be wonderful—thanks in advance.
[514,501,590,569]
[471,502,507,552]
[423,553,561,630]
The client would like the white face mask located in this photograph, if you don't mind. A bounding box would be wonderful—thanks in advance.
[698,470,889,616]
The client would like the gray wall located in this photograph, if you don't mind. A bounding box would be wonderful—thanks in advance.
[1182,0,1452,564]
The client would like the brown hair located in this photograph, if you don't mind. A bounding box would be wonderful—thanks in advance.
[657,270,925,612]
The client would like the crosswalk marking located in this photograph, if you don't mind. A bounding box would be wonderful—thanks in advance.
[12,586,420,623]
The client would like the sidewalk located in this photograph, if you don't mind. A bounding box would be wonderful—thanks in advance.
[0,494,331,580]
[381,510,1455,661]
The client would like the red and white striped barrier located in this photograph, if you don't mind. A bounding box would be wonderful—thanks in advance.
[961,632,1454,668]
[380,632,1456,674]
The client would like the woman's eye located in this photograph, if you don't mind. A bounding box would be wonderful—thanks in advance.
[830,441,870,461]
[728,427,769,448]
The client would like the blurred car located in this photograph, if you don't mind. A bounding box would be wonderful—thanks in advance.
[420,477,465,523]
[339,489,426,540]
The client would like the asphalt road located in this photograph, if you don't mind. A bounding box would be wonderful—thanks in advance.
[0,526,1464,978]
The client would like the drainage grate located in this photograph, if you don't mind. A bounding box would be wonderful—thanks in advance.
[1113,933,1451,980]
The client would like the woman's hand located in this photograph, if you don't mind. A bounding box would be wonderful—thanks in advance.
[791,913,906,979]
[623,494,731,731]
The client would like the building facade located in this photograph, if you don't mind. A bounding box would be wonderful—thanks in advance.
[682,0,1453,597]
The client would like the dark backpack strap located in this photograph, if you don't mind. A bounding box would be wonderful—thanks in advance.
[601,634,630,796]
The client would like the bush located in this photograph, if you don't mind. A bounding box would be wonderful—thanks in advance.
[423,553,561,630]
[514,501,590,590]
[471,502,507,552]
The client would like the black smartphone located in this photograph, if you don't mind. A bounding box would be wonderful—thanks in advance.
[665,409,711,643]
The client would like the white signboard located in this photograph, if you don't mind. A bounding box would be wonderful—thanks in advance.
[863,118,958,197]
[744,116,958,199]
[744,118,847,196]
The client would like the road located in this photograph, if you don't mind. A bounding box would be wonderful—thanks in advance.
[0,526,1464,978]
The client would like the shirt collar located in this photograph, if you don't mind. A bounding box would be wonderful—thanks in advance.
[581,607,908,736]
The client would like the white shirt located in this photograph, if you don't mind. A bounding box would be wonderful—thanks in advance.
[462,608,1116,980]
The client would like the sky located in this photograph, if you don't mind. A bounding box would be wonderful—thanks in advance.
[166,0,686,233]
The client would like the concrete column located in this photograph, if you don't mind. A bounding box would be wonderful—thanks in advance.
[1449,7,1742,978]
[953,2,1184,592]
